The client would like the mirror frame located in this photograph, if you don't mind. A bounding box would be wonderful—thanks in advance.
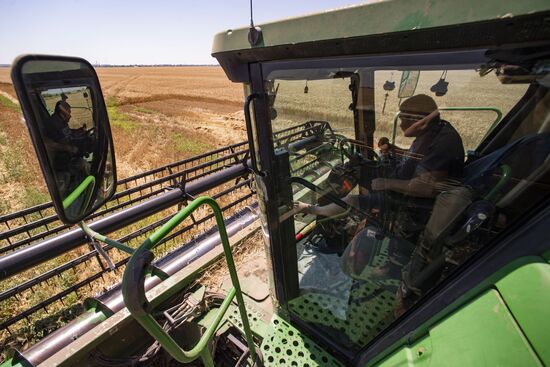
[11,54,117,224]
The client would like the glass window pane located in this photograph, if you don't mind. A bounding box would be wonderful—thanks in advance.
[266,56,550,351]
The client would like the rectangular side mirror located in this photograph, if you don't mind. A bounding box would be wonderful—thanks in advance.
[11,55,116,224]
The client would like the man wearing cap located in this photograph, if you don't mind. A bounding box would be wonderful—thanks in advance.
[42,99,90,204]
[296,95,470,312]
[44,100,77,152]
[371,94,464,196]
[295,94,465,216]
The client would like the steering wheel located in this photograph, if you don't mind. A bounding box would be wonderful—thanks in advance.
[338,137,380,166]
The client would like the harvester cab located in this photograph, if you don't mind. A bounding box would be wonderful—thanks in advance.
[211,1,550,365]
[4,0,550,366]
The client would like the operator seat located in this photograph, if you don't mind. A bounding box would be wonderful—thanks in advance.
[402,132,550,297]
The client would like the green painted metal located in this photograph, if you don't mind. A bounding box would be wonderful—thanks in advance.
[289,277,399,348]
[484,164,511,202]
[79,221,134,254]
[121,196,257,366]
[0,358,27,367]
[289,284,397,347]
[212,0,550,55]
[496,262,550,365]
[61,175,95,209]
[134,287,237,367]
[361,256,545,367]
[79,221,169,280]
[375,289,542,366]
[391,106,503,145]
[261,314,344,367]
[224,302,269,339]
[0,227,260,367]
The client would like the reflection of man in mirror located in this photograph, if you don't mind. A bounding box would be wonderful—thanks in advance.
[44,100,91,209]
[44,100,77,153]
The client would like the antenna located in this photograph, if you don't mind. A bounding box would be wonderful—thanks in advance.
[250,0,254,28]
[247,0,262,46]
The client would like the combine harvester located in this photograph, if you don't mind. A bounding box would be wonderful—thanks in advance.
[1,0,550,365]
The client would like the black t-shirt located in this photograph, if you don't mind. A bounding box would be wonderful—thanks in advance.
[43,113,76,169]
[44,113,71,143]
[394,119,464,180]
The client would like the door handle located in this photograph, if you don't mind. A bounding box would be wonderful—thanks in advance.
[244,93,266,176]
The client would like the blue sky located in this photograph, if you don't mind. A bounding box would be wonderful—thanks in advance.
[0,0,366,65]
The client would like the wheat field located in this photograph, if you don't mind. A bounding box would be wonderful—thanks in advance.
[0,66,251,355]
[0,66,247,214]
[271,70,528,151]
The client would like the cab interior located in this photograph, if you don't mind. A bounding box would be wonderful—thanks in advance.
[262,46,550,352]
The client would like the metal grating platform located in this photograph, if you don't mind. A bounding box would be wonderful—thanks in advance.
[225,303,269,339]
[292,233,402,347]
[289,281,397,347]
[260,314,344,367]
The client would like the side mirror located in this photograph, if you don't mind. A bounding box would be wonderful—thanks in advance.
[11,55,116,224]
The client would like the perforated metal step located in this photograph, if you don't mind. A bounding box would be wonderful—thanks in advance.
[260,315,344,367]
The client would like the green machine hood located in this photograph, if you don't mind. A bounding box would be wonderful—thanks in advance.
[212,0,550,81]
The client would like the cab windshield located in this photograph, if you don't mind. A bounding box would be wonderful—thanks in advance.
[264,52,550,351]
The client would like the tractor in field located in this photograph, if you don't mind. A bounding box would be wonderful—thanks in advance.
[2,0,550,366]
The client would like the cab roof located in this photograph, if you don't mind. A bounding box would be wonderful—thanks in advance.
[212,0,550,82]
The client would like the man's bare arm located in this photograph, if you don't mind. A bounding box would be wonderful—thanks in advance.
[372,171,447,198]
[295,193,360,217]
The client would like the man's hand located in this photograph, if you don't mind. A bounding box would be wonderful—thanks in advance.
[294,201,311,214]
[371,178,387,191]
[279,201,312,222]
[378,137,390,154]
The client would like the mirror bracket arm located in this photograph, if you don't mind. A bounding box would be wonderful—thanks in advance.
[79,221,169,280]
[79,221,134,254]
[90,236,115,270]
[79,221,120,270]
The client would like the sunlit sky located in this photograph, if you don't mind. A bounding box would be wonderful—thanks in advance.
[0,0,367,65]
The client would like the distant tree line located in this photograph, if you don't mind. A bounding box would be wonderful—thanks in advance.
[93,64,220,67]
[0,64,219,68]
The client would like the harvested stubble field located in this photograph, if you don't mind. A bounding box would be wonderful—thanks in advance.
[0,66,246,214]
[271,70,527,151]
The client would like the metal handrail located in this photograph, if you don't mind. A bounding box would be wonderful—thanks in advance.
[62,175,95,209]
[121,196,257,366]
[485,164,512,202]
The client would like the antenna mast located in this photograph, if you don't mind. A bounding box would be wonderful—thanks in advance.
[247,0,262,46]
[250,0,254,27]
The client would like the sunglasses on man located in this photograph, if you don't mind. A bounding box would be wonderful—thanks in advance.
[398,112,429,121]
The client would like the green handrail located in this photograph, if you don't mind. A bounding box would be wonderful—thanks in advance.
[484,164,512,202]
[79,221,169,279]
[121,196,257,367]
[391,106,503,145]
[79,221,135,254]
[62,175,95,210]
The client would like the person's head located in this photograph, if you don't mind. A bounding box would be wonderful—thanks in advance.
[398,94,439,137]
[54,100,71,122]
[378,137,390,152]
